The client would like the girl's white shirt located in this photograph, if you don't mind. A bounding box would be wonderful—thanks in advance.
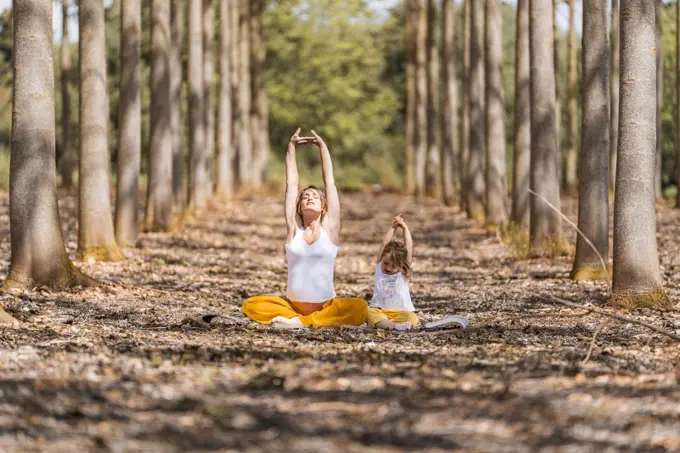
[370,262,415,311]
[285,227,338,302]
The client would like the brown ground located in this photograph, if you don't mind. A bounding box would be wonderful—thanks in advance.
[0,190,679,453]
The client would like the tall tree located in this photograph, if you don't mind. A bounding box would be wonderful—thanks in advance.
[440,0,456,205]
[60,0,74,189]
[188,0,206,209]
[571,0,609,281]
[425,0,440,197]
[610,0,620,193]
[171,0,185,207]
[115,0,141,247]
[512,0,530,226]
[460,0,471,210]
[415,0,427,197]
[251,0,267,186]
[485,0,507,226]
[405,0,418,194]
[565,0,578,194]
[553,0,562,188]
[655,0,663,198]
[3,0,93,296]
[466,0,485,223]
[613,0,667,308]
[203,0,215,199]
[79,0,124,261]
[230,0,240,184]
[237,0,252,189]
[216,0,233,196]
[144,0,173,231]
[529,0,564,256]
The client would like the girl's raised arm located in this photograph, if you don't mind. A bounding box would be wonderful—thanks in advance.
[311,130,340,242]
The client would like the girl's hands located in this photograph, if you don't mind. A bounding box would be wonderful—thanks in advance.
[393,214,407,230]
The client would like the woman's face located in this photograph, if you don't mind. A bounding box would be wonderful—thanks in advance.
[299,189,322,216]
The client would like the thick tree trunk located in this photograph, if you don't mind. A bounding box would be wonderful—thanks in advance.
[425,0,440,198]
[414,0,427,198]
[612,0,667,308]
[216,0,233,196]
[171,0,185,207]
[440,0,456,206]
[553,0,562,189]
[144,0,173,231]
[203,0,215,199]
[78,0,124,262]
[60,0,74,189]
[237,0,252,189]
[565,0,578,194]
[115,0,141,247]
[529,0,564,256]
[466,0,485,223]
[655,0,663,198]
[571,0,610,281]
[231,0,240,185]
[512,0,530,226]
[459,0,471,211]
[3,0,93,295]
[250,0,267,186]
[610,0,620,193]
[485,0,507,227]
[188,0,206,209]
[405,0,418,195]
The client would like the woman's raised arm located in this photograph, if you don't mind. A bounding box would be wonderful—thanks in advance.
[310,130,340,242]
[285,128,303,243]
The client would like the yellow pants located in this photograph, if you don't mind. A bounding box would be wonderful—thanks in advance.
[367,307,419,327]
[242,295,368,328]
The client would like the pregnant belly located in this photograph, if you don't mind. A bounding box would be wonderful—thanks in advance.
[290,301,326,315]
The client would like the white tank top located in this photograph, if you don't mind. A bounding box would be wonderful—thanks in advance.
[285,227,338,302]
[370,262,415,311]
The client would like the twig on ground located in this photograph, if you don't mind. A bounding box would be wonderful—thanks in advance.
[542,294,680,342]
[582,323,604,365]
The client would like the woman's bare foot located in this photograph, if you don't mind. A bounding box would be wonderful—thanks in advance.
[0,308,20,328]
[271,316,305,329]
[375,319,411,331]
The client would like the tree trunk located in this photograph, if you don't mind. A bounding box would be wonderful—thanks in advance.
[144,0,173,231]
[677,0,680,208]
[613,0,667,308]
[553,0,562,190]
[529,0,564,256]
[115,0,141,247]
[610,0,620,193]
[571,0,609,281]
[565,0,578,194]
[655,0,663,198]
[466,0,485,223]
[440,0,456,206]
[171,0,185,208]
[425,0,440,198]
[459,0,471,211]
[3,0,94,294]
[230,0,240,185]
[415,0,427,198]
[78,0,124,262]
[203,0,215,200]
[216,0,233,196]
[485,0,506,227]
[512,0,530,226]
[405,0,418,195]
[60,0,74,189]
[188,0,206,209]
[250,0,267,186]
[237,0,252,189]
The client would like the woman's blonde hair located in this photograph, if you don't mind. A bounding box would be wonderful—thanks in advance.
[382,241,412,280]
[296,185,328,221]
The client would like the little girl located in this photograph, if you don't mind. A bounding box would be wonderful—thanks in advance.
[368,215,419,331]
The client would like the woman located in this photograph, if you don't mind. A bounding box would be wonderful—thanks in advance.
[242,128,368,328]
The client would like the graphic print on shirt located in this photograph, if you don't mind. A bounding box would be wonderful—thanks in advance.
[378,274,402,298]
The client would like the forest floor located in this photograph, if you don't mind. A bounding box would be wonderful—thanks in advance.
[0,190,679,453]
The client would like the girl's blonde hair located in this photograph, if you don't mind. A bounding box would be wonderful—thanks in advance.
[382,241,412,280]
[296,185,327,222]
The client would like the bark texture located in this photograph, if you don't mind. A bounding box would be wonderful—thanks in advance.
[405,0,418,195]
[655,0,663,198]
[188,0,206,209]
[60,0,74,189]
[425,0,440,198]
[440,0,457,206]
[466,0,485,223]
[565,0,578,194]
[415,0,427,198]
[512,0,530,226]
[610,0,620,193]
[485,0,507,226]
[171,0,185,207]
[612,0,667,307]
[115,0,141,247]
[571,0,610,281]
[459,0,471,210]
[78,0,124,262]
[237,0,252,189]
[250,0,267,187]
[529,0,564,256]
[203,0,215,199]
[216,0,233,196]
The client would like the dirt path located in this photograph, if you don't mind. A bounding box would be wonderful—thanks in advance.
[0,191,679,453]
